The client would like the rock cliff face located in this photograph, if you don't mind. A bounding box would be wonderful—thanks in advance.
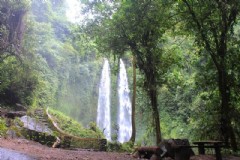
[0,2,27,54]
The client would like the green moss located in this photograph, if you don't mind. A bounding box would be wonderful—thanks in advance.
[14,117,24,127]
[48,108,104,138]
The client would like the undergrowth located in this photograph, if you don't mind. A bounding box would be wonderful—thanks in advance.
[48,108,104,138]
[107,141,134,152]
[0,118,7,137]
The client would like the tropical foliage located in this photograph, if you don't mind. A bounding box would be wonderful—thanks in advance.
[0,0,240,152]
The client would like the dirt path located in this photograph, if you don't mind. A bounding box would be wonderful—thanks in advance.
[0,138,239,160]
[0,138,134,160]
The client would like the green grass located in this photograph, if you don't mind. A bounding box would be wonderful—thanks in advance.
[0,118,7,137]
[48,108,104,138]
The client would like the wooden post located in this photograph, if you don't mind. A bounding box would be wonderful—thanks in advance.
[214,143,222,160]
[197,144,205,154]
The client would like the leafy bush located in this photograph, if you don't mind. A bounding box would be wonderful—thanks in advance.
[107,141,133,152]
[88,122,104,138]
[107,142,122,152]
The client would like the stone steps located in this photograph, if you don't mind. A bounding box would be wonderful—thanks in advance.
[33,108,50,131]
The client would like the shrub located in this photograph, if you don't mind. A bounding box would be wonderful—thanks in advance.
[0,118,7,137]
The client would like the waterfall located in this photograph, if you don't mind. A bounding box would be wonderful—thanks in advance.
[117,59,132,143]
[97,59,111,141]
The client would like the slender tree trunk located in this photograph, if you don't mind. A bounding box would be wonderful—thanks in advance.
[130,55,136,143]
[130,46,162,144]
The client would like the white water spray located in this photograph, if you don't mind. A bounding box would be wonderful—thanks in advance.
[97,59,111,141]
[117,59,132,143]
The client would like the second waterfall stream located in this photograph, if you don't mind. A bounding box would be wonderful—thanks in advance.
[117,59,132,143]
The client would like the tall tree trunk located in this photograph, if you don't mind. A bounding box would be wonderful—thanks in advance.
[130,55,136,143]
[147,75,161,145]
[149,87,161,145]
[218,31,237,150]
[218,66,237,151]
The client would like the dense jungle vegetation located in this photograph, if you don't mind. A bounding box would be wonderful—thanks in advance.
[0,0,240,152]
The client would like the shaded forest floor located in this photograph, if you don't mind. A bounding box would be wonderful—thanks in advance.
[0,138,240,160]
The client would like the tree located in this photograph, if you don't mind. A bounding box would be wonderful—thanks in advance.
[130,55,136,143]
[0,0,30,58]
[0,0,34,106]
[179,0,240,151]
[83,0,173,144]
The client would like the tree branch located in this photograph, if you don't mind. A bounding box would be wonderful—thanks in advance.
[183,0,221,71]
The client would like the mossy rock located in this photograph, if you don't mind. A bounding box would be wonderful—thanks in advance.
[21,128,56,147]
